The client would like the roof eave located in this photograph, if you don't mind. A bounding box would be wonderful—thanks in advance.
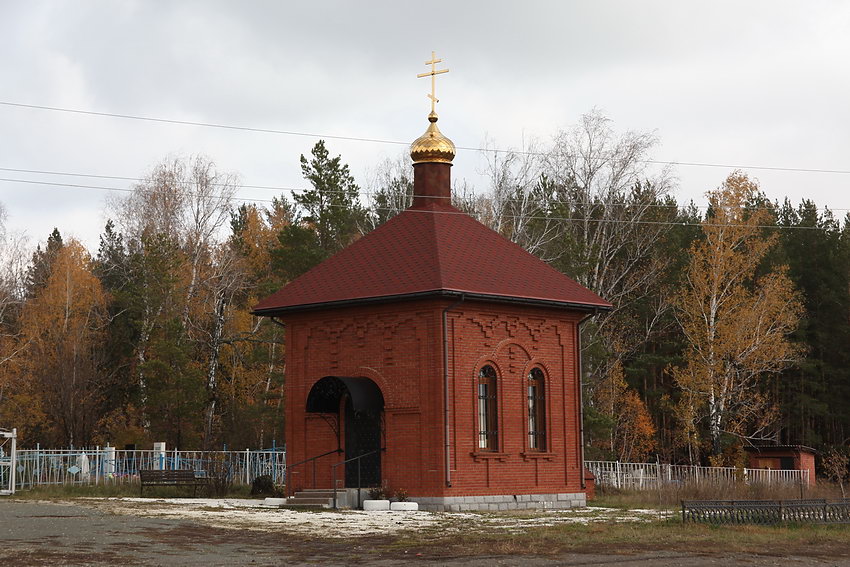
[252,289,613,318]
[743,444,820,455]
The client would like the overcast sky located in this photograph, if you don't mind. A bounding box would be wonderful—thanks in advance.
[1,0,849,250]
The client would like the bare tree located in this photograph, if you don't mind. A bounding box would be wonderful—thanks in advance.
[478,137,561,260]
[541,110,679,385]
[180,157,239,331]
[0,205,29,369]
[824,449,849,497]
[366,154,413,228]
[112,155,238,329]
[192,242,249,449]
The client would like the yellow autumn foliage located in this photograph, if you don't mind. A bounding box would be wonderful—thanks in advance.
[671,172,803,461]
[593,361,656,462]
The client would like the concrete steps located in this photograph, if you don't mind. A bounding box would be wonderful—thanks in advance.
[285,488,338,508]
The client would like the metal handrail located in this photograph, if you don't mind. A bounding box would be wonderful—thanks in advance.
[330,448,384,509]
[284,449,342,497]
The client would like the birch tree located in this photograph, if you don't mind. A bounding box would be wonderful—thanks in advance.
[478,138,561,259]
[0,206,33,433]
[540,111,681,390]
[20,240,109,445]
[110,156,236,431]
[367,155,413,228]
[671,172,803,461]
[0,206,27,368]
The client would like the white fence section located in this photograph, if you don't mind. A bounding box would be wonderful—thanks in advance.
[13,448,286,489]
[0,429,16,495]
[586,460,809,490]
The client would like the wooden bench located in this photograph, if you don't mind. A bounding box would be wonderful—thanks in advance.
[139,469,208,497]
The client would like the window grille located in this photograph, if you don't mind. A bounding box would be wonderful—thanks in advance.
[527,367,546,451]
[477,365,498,450]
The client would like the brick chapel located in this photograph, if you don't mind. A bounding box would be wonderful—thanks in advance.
[253,57,611,511]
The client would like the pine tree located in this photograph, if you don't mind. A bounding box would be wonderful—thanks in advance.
[272,141,366,281]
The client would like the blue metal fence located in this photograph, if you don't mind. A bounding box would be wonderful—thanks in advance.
[13,447,286,489]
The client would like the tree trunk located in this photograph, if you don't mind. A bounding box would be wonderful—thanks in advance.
[203,289,226,449]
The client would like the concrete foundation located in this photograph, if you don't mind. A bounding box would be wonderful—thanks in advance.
[411,492,587,512]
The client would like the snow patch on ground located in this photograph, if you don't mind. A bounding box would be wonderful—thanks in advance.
[70,498,671,538]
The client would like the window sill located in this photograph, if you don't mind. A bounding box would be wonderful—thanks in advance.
[471,451,510,462]
[520,451,556,461]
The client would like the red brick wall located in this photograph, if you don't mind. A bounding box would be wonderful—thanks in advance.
[445,302,585,497]
[282,299,443,492]
[798,452,816,486]
[747,449,817,487]
[281,297,589,498]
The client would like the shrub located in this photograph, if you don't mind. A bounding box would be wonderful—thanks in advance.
[367,486,387,500]
[251,475,278,496]
[205,454,234,498]
[393,488,408,502]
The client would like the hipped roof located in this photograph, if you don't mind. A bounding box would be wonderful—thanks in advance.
[253,201,611,315]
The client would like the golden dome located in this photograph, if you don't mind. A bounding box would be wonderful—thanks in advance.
[410,111,455,164]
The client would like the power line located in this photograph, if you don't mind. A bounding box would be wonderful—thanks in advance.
[0,101,408,147]
[0,176,832,231]
[0,177,274,205]
[3,164,850,214]
[3,100,850,176]
[0,166,305,193]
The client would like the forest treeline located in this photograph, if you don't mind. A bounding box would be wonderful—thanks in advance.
[1,111,849,466]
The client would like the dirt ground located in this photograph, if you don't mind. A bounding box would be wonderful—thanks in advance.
[1,499,849,566]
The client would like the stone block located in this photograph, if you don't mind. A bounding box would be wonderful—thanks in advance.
[362,499,390,511]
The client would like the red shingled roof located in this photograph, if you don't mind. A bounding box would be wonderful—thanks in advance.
[253,201,611,314]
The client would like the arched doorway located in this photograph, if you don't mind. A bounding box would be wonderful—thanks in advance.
[305,376,384,487]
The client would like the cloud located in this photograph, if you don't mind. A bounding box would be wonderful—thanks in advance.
[1,0,848,248]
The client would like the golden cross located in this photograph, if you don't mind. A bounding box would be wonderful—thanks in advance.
[417,51,449,114]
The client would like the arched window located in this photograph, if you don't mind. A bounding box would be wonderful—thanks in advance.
[477,365,498,450]
[527,367,546,451]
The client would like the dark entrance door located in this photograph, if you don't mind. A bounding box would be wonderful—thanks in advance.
[344,394,382,487]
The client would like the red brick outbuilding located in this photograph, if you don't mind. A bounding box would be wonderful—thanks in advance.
[254,112,611,511]
[744,445,817,486]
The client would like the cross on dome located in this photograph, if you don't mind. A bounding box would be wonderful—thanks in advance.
[410,51,456,165]
[417,51,449,114]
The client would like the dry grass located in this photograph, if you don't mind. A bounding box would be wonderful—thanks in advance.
[389,516,850,559]
[591,480,844,509]
[388,482,850,559]
[9,483,253,500]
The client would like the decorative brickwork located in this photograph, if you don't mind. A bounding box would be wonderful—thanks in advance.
[279,297,590,502]
[256,150,609,507]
